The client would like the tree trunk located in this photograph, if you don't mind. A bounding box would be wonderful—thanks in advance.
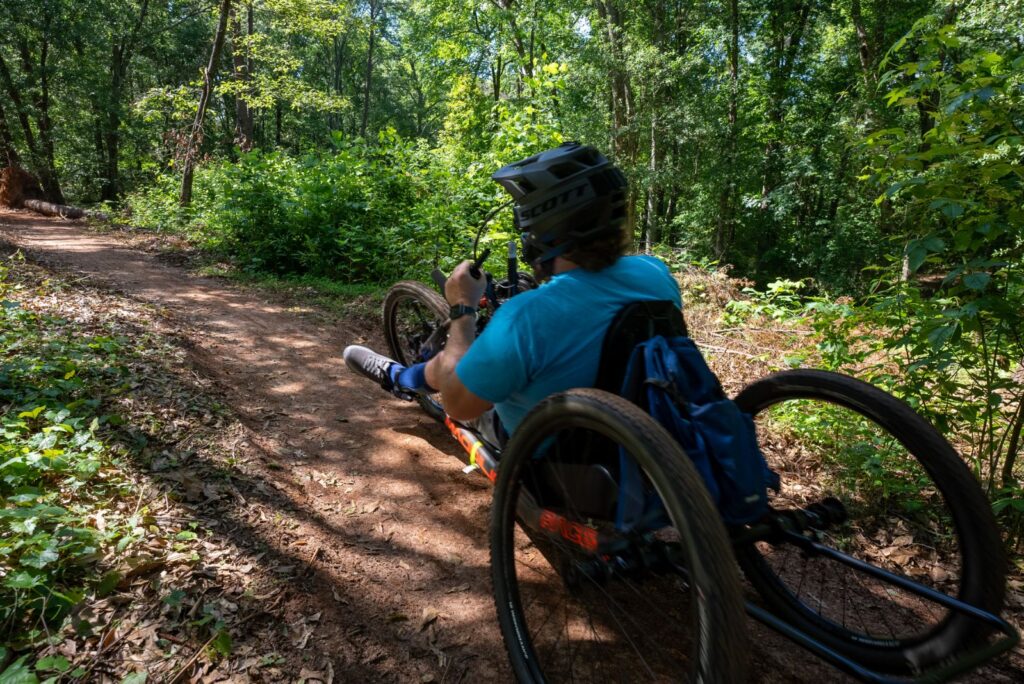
[275,102,282,146]
[29,38,64,204]
[24,198,84,219]
[0,53,38,163]
[850,0,875,90]
[180,0,232,206]
[596,0,636,165]
[104,45,124,202]
[490,53,502,101]
[1001,398,1024,489]
[360,0,380,139]
[0,101,19,167]
[491,0,534,82]
[645,115,659,251]
[759,0,811,210]
[714,0,740,259]
[231,3,254,151]
[330,31,348,131]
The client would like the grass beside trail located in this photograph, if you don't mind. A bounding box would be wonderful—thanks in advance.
[197,265,386,322]
[0,250,235,681]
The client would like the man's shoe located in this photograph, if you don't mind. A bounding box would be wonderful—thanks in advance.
[343,345,414,399]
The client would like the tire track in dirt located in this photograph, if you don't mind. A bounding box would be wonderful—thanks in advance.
[3,209,1013,683]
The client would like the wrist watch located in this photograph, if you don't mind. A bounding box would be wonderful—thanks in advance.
[449,304,477,321]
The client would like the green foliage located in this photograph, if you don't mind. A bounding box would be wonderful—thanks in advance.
[127,62,570,283]
[0,256,138,652]
[860,16,1024,512]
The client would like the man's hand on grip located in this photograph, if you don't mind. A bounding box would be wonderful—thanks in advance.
[445,260,487,308]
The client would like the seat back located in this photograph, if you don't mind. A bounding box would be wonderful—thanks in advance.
[594,300,687,393]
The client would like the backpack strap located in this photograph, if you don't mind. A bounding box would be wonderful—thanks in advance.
[594,300,687,393]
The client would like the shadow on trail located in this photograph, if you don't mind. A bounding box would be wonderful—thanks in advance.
[9,209,1002,682]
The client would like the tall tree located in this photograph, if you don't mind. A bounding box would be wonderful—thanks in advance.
[360,0,383,138]
[231,2,254,151]
[100,0,152,200]
[714,0,741,258]
[180,0,232,206]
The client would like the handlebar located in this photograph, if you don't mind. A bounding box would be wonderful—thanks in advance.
[469,248,491,280]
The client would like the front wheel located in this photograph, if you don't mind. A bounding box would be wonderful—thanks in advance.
[490,388,748,682]
[382,280,447,421]
[733,369,1005,675]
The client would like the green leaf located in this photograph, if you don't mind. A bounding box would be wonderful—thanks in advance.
[119,673,147,684]
[0,656,38,684]
[163,590,186,607]
[5,572,42,589]
[210,630,232,658]
[94,571,122,597]
[927,323,957,351]
[963,273,990,290]
[940,203,963,219]
[906,244,928,274]
[21,544,59,569]
[17,406,45,420]
[34,657,69,674]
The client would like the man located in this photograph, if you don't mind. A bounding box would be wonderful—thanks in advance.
[343,142,680,443]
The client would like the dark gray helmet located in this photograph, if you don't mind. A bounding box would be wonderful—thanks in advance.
[491,142,628,265]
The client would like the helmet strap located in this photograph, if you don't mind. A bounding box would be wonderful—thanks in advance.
[525,239,574,281]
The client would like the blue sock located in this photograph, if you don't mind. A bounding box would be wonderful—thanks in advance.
[390,362,436,393]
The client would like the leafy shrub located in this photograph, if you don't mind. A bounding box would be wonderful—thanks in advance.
[860,17,1024,516]
[126,64,573,284]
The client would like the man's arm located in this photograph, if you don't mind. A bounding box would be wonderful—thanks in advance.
[424,260,493,422]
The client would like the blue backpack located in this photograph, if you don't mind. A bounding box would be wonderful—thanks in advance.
[617,334,780,526]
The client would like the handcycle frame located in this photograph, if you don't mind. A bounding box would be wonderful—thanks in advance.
[441,407,1018,683]
[402,241,1017,683]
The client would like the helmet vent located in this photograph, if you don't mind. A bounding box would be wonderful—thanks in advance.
[590,169,620,195]
[548,162,583,179]
[513,178,536,194]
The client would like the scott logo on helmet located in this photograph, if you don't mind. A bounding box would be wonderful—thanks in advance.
[521,183,588,220]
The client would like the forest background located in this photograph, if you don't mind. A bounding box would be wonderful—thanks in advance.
[1,0,1023,591]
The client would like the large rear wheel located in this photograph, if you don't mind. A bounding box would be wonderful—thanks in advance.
[491,388,748,682]
[734,369,1005,675]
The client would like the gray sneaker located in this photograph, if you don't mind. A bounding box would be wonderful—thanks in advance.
[343,345,414,399]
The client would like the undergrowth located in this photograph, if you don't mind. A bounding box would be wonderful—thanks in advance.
[0,251,228,681]
[0,253,140,663]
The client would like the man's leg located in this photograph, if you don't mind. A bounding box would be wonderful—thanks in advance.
[343,345,436,398]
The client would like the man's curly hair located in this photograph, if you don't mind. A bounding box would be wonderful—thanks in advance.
[565,225,631,272]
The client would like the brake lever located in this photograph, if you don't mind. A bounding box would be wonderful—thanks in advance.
[469,248,491,279]
[431,248,491,293]
[430,268,447,292]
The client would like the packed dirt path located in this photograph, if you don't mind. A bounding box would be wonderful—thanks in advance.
[1,209,1018,683]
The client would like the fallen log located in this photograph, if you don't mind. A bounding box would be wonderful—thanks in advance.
[23,198,85,218]
[23,199,109,222]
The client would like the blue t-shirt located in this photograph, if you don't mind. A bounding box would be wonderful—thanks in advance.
[456,255,681,434]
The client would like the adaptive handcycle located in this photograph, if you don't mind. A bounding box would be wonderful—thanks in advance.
[380,240,1018,683]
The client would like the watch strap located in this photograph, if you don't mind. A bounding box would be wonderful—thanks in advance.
[449,304,477,320]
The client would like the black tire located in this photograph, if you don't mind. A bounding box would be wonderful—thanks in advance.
[491,388,748,683]
[733,369,1005,675]
[382,280,447,421]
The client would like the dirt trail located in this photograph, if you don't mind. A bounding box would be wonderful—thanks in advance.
[0,209,1013,683]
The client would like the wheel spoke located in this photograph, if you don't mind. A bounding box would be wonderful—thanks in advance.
[734,371,1002,676]
[496,395,742,681]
